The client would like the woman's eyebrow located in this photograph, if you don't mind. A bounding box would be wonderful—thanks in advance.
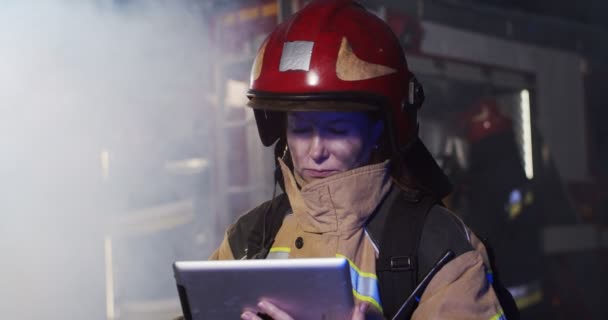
[326,119,351,125]
[287,114,309,122]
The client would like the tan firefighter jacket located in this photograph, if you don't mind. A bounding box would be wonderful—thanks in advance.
[211,160,506,319]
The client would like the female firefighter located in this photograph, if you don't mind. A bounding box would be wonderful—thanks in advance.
[210,1,517,319]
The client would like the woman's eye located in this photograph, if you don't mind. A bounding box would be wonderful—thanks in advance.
[289,127,312,134]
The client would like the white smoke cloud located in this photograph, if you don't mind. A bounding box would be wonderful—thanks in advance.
[0,1,216,318]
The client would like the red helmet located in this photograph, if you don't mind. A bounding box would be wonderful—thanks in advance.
[247,0,424,151]
[247,0,451,197]
[461,98,512,143]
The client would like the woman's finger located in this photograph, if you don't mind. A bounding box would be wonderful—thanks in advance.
[256,301,294,320]
[351,302,369,320]
[241,311,262,320]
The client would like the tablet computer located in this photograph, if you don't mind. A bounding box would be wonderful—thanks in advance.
[173,258,354,320]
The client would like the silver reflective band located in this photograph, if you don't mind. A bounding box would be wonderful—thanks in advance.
[350,268,381,309]
[266,251,290,259]
[279,41,314,72]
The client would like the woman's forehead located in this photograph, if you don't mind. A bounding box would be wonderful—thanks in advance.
[287,111,369,124]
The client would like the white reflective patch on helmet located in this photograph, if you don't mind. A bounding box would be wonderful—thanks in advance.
[279,41,314,71]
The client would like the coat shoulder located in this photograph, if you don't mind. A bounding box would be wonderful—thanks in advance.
[418,205,474,279]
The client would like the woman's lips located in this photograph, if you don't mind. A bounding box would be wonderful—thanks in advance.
[301,169,338,178]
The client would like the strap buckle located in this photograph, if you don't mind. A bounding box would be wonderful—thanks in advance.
[390,256,412,271]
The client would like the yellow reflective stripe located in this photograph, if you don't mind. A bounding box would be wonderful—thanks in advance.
[336,254,377,279]
[266,247,290,259]
[489,309,506,320]
[352,289,383,313]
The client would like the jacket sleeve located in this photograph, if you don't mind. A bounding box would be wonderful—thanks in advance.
[412,230,505,320]
[412,209,506,320]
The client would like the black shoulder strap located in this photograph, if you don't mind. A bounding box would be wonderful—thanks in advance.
[371,187,437,320]
[227,193,290,260]
[246,193,290,259]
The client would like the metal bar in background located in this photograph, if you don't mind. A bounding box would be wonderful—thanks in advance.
[105,236,115,320]
[277,0,293,23]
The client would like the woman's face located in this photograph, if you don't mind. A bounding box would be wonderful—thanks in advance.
[286,111,384,182]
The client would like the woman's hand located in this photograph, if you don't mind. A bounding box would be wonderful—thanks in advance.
[241,301,370,320]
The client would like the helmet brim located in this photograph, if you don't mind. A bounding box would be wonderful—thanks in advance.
[247,97,379,112]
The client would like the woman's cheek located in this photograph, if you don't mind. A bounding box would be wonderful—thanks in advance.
[330,139,365,169]
[287,137,308,169]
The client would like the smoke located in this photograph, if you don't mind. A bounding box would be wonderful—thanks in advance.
[0,1,214,318]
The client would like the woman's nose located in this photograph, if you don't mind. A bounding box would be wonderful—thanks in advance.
[309,134,329,163]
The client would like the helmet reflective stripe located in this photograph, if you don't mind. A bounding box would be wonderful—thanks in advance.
[336,37,396,81]
[279,41,314,72]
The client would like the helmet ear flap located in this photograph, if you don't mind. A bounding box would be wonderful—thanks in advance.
[403,76,425,112]
[253,109,285,147]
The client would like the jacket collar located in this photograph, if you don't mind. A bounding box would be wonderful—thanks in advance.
[278,158,392,235]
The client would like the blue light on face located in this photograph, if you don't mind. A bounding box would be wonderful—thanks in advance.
[286,111,384,177]
[286,111,374,140]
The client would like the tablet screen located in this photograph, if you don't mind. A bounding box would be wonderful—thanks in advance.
[173,258,354,319]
